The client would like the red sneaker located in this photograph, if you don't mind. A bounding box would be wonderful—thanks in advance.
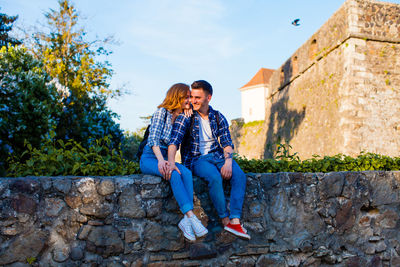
[224,223,251,240]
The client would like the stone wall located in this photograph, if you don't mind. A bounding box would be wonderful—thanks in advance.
[230,120,266,160]
[232,0,400,159]
[1,172,400,266]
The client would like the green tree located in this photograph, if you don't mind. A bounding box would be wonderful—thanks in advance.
[0,45,62,175]
[32,0,123,148]
[0,10,21,47]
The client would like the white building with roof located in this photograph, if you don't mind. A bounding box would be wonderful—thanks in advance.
[239,68,274,123]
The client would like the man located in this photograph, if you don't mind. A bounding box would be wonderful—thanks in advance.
[167,80,250,240]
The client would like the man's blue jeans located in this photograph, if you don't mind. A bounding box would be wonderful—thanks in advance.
[192,153,247,219]
[140,145,193,214]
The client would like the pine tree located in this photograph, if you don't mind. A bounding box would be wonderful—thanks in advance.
[0,10,21,47]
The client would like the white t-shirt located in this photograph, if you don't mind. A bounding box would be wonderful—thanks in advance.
[198,114,214,155]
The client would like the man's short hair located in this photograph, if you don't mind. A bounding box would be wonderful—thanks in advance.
[191,80,213,96]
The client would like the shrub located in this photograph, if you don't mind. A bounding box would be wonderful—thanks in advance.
[235,152,400,173]
[120,130,143,162]
[6,132,140,177]
[0,45,62,175]
[56,94,124,151]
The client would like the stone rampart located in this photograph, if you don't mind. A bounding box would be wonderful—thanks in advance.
[232,0,400,159]
[1,172,400,266]
[265,0,400,159]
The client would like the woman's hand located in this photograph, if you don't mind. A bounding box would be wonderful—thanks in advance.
[158,159,170,178]
[183,107,193,117]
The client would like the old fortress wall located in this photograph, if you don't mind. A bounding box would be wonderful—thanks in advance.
[233,0,400,159]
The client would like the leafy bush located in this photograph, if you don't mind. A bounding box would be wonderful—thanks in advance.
[6,132,140,177]
[0,45,62,175]
[120,130,144,162]
[235,152,400,173]
[56,94,124,151]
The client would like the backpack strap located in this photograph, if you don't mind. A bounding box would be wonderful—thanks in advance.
[136,109,168,160]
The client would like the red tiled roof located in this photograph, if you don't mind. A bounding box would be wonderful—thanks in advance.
[240,68,275,89]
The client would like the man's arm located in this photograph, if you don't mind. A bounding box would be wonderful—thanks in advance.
[216,111,234,179]
[221,145,233,179]
[216,112,234,149]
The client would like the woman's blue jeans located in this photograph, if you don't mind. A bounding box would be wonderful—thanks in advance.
[192,153,247,219]
[140,145,193,214]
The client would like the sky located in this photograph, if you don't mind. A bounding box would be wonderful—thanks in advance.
[2,0,400,132]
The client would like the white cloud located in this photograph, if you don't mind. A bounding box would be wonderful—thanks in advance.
[126,0,241,64]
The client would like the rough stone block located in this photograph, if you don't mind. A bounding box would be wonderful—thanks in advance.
[65,194,83,209]
[11,194,37,215]
[318,172,344,199]
[144,222,184,252]
[45,198,66,217]
[189,243,217,260]
[53,178,72,194]
[125,229,140,244]
[144,199,163,218]
[0,230,48,265]
[9,179,40,194]
[87,225,124,257]
[118,187,145,218]
[256,254,286,267]
[78,225,92,240]
[70,246,84,261]
[80,202,113,218]
[98,179,115,196]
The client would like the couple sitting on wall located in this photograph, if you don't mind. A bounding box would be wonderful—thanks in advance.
[139,80,250,241]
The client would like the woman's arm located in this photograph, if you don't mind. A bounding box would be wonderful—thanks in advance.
[147,108,167,148]
[152,145,169,179]
[147,108,170,178]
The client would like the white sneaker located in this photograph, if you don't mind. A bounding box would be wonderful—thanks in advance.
[178,217,196,241]
[189,215,208,238]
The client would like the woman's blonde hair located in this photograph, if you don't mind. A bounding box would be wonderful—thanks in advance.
[158,83,190,111]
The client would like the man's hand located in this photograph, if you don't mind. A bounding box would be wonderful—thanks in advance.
[221,160,232,180]
[165,161,181,180]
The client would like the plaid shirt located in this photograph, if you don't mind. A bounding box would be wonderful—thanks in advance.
[169,106,234,169]
[147,107,172,149]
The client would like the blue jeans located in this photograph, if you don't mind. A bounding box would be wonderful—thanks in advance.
[140,145,193,214]
[192,153,246,219]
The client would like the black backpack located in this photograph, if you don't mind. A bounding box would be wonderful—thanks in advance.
[136,125,151,161]
[136,111,168,161]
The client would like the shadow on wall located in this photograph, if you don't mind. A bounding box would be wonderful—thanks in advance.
[263,58,306,158]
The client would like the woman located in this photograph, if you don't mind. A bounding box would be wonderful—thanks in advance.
[140,83,208,241]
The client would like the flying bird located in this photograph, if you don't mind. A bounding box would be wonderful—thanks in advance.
[292,19,300,26]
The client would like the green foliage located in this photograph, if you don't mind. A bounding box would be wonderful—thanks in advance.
[235,151,400,173]
[242,120,264,128]
[31,0,124,150]
[0,45,62,175]
[26,257,36,264]
[121,130,143,162]
[7,133,140,177]
[32,0,116,98]
[275,143,299,161]
[0,9,21,47]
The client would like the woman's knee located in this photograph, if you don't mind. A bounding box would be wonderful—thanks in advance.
[177,164,191,177]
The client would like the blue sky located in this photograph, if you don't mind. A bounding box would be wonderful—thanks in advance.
[3,0,400,132]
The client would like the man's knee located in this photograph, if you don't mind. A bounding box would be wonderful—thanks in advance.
[206,174,223,188]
